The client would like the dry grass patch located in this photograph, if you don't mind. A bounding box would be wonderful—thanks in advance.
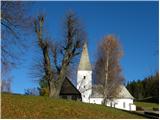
[2,93,147,119]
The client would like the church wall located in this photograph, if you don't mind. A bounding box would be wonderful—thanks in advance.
[106,98,136,111]
[77,70,92,103]
[89,97,136,111]
[90,98,104,104]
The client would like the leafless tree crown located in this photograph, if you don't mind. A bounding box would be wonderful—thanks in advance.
[33,12,86,97]
[95,35,124,102]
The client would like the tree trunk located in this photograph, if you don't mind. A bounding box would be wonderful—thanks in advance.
[48,64,67,98]
[104,55,109,105]
[55,64,68,97]
[48,80,58,98]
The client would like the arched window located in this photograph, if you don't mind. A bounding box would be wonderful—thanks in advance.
[83,76,86,79]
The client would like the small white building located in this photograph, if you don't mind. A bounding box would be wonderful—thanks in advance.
[77,43,136,111]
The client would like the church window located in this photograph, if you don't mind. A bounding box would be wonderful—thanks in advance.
[83,76,86,79]
[84,86,85,88]
[123,102,125,108]
[83,95,85,97]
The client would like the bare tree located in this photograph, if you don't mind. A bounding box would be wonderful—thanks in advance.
[1,1,33,76]
[34,12,86,98]
[95,35,124,104]
[1,76,12,93]
[1,1,33,92]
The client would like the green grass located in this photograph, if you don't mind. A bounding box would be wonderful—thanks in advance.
[134,102,159,110]
[1,93,147,119]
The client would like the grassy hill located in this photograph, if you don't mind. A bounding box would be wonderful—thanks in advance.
[1,93,147,119]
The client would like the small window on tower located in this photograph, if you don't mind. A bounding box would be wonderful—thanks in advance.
[83,76,86,79]
[84,86,85,88]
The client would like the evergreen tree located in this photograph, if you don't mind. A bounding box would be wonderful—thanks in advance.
[126,72,159,103]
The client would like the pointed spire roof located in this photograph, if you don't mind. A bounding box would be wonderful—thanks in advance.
[78,42,92,71]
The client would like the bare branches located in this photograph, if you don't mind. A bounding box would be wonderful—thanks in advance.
[34,16,53,81]
[33,11,86,98]
[50,42,60,73]
[62,12,86,67]
[1,76,13,93]
[1,1,34,81]
[95,35,124,102]
[34,16,45,48]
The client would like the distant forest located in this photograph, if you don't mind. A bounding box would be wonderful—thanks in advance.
[126,72,159,103]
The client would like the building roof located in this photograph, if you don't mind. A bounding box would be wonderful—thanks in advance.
[90,84,134,99]
[78,43,92,71]
[117,85,134,99]
[60,77,81,95]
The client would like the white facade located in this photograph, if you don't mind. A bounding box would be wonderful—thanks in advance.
[106,99,136,111]
[89,97,136,111]
[77,70,92,103]
[90,98,104,104]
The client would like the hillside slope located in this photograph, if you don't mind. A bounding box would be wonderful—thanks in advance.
[1,93,146,119]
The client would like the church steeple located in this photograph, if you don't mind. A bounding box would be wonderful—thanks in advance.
[78,42,92,71]
[77,42,92,103]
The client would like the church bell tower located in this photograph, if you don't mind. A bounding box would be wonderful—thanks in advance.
[77,42,92,103]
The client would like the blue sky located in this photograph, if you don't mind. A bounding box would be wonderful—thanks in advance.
[11,1,158,94]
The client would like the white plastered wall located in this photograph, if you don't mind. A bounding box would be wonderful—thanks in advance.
[77,70,92,103]
[90,98,104,104]
[106,98,136,111]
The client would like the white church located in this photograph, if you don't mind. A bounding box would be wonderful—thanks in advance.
[76,43,136,111]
